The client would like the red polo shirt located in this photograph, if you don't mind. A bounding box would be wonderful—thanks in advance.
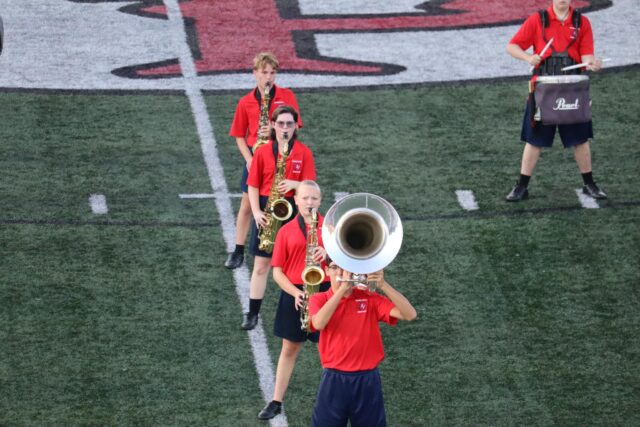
[510,6,594,65]
[229,85,302,148]
[271,214,327,284]
[246,140,316,197]
[309,288,398,372]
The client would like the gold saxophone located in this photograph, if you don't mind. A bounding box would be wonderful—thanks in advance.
[257,135,293,253]
[252,82,271,153]
[300,208,325,332]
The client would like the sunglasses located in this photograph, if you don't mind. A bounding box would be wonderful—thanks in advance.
[275,120,295,128]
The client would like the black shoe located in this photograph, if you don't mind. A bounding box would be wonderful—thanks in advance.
[241,312,258,330]
[258,401,282,420]
[506,183,529,202]
[224,251,244,269]
[582,183,607,199]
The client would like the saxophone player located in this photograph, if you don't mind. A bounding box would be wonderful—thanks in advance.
[242,105,317,331]
[257,180,330,420]
[226,52,303,270]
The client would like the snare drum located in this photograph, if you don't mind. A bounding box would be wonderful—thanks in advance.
[534,75,591,125]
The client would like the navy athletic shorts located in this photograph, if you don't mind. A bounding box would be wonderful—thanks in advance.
[240,166,249,193]
[311,368,387,427]
[520,99,593,148]
[274,282,330,343]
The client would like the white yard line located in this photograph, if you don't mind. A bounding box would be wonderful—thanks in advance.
[575,189,600,209]
[164,2,286,426]
[89,194,108,214]
[455,190,479,211]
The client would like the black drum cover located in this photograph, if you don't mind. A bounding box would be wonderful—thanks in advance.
[534,75,592,125]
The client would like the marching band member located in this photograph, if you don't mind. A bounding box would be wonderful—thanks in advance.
[257,180,330,420]
[308,263,417,427]
[242,105,316,331]
[226,52,303,269]
[505,0,606,202]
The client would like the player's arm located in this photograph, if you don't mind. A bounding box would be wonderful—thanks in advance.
[273,267,305,310]
[369,270,417,321]
[248,185,267,227]
[311,271,351,330]
[581,54,602,72]
[235,137,253,170]
[507,43,541,67]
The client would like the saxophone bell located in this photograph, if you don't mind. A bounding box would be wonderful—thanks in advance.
[270,198,293,222]
[302,267,325,287]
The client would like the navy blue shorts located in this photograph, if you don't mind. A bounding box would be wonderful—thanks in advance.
[274,282,330,343]
[520,99,593,148]
[249,195,297,257]
[240,166,249,193]
[311,368,386,427]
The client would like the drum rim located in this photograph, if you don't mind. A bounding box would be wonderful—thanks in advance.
[536,75,589,83]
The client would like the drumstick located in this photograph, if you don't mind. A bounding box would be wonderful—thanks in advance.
[561,58,611,72]
[530,38,554,73]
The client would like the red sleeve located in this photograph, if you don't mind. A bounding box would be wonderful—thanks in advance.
[229,97,249,138]
[247,148,264,188]
[374,293,399,326]
[300,146,316,181]
[309,291,329,316]
[577,15,594,56]
[509,13,538,50]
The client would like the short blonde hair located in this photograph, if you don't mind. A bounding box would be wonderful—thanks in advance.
[298,180,322,197]
[253,52,279,71]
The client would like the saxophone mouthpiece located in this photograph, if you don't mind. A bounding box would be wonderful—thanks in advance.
[283,131,289,141]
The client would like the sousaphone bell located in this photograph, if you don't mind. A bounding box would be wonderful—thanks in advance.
[322,193,402,288]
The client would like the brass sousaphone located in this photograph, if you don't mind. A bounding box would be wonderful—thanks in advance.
[322,193,402,288]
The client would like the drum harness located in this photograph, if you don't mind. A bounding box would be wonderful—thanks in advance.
[534,9,583,77]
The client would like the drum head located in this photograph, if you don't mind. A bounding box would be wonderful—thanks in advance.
[536,75,589,84]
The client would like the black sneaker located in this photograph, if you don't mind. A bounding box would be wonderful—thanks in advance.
[224,251,244,269]
[582,183,607,199]
[506,183,529,202]
[258,401,282,420]
[241,312,258,330]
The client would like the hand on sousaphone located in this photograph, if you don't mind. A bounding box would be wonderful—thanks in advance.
[335,268,383,292]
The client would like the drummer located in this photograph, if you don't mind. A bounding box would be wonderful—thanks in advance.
[505,0,606,202]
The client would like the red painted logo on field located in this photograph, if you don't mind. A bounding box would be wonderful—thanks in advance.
[81,0,595,78]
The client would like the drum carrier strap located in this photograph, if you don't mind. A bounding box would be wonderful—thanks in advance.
[535,9,582,76]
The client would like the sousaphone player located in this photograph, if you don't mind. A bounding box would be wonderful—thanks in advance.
[308,193,417,427]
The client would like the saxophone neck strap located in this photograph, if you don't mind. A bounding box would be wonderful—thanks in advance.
[255,85,277,107]
[272,138,295,168]
[297,213,307,239]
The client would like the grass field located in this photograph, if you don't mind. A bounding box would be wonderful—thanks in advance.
[1,67,639,426]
